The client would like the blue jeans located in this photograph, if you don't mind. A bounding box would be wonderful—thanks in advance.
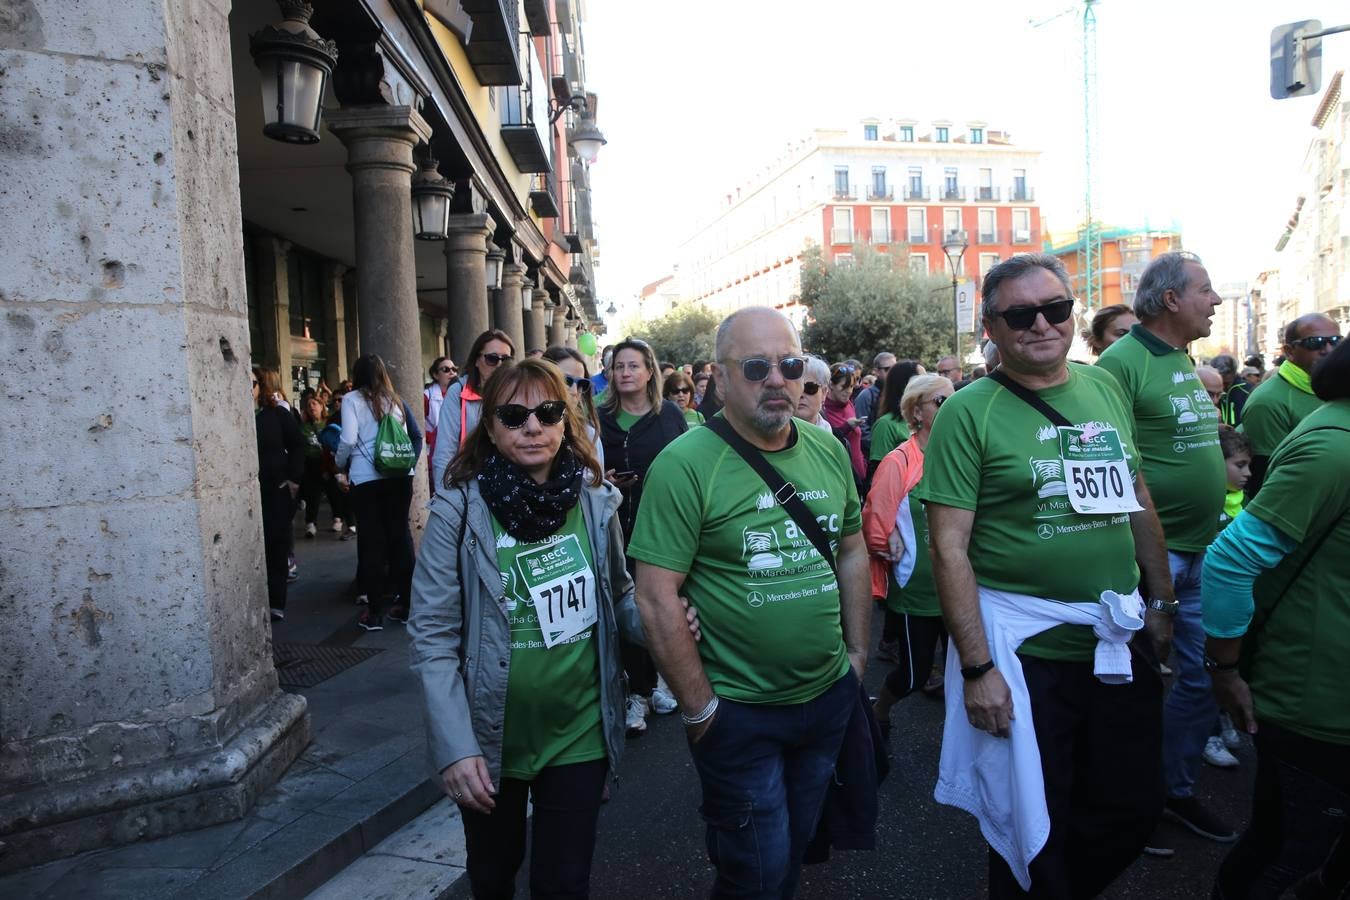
[1162,549,1216,799]
[691,671,855,900]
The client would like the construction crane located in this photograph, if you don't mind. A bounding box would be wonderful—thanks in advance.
[1033,1,1103,311]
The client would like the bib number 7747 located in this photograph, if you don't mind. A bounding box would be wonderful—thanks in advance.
[1057,425,1142,516]
[516,534,598,648]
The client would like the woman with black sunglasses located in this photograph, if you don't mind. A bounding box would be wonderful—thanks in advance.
[598,338,688,733]
[543,346,605,471]
[431,329,515,492]
[794,355,834,432]
[823,361,868,487]
[410,359,653,899]
[663,370,705,426]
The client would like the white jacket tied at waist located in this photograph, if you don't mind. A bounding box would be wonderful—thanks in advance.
[934,585,1145,892]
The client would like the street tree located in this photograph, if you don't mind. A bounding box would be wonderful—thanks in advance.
[799,243,955,365]
[624,302,720,365]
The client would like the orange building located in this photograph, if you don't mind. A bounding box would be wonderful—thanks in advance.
[1047,227,1182,312]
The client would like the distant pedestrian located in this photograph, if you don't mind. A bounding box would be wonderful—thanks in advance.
[630,307,870,898]
[432,329,514,491]
[1082,303,1138,357]
[253,367,303,621]
[794,355,833,433]
[424,356,457,496]
[663,370,705,427]
[542,346,605,471]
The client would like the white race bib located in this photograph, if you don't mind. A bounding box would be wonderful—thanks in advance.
[516,534,598,648]
[1057,424,1143,515]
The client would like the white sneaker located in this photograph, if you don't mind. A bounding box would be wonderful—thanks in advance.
[651,678,678,715]
[1202,735,1239,769]
[624,694,647,736]
[331,518,344,533]
[305,522,317,538]
[355,594,369,606]
[1218,713,1243,750]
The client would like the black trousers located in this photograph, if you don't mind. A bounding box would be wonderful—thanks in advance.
[883,613,943,699]
[300,458,346,525]
[460,758,609,900]
[1213,721,1350,900]
[260,483,292,611]
[348,476,413,616]
[988,651,1165,900]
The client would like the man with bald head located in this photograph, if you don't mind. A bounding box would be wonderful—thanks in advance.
[630,306,871,897]
[1241,313,1342,497]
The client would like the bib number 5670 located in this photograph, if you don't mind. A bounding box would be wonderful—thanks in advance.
[1071,465,1124,500]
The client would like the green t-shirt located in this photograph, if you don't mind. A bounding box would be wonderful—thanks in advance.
[615,408,642,431]
[627,417,858,704]
[683,408,706,427]
[1240,368,1323,457]
[1244,400,1350,744]
[919,363,1141,660]
[868,413,911,462]
[300,422,323,460]
[885,494,938,616]
[1096,325,1225,552]
[491,505,606,779]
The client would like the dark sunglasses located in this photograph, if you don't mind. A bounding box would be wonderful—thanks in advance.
[802,382,821,396]
[481,352,511,366]
[1291,335,1342,351]
[493,400,567,429]
[931,394,947,407]
[563,374,592,393]
[996,298,1075,331]
[669,386,692,395]
[437,366,457,374]
[734,356,807,382]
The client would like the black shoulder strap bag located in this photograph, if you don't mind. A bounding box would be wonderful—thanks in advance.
[704,414,888,863]
[987,369,1072,428]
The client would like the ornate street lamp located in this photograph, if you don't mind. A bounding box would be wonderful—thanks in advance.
[569,116,607,164]
[606,301,617,317]
[485,243,505,290]
[941,229,969,359]
[410,156,453,240]
[545,301,556,328]
[249,1,338,145]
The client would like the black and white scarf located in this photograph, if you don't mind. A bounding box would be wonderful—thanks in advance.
[478,448,583,542]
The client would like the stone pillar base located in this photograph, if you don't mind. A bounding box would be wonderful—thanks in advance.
[0,691,308,873]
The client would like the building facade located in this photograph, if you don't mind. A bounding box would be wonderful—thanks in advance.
[1047,226,1182,314]
[0,0,603,871]
[674,119,1043,316]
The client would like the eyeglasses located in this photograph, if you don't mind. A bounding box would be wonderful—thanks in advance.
[669,387,692,395]
[730,356,807,382]
[437,366,457,374]
[931,394,948,407]
[563,374,592,393]
[876,366,892,374]
[995,298,1075,331]
[836,364,857,374]
[1291,335,1342,351]
[802,382,822,396]
[493,400,567,429]
[481,352,511,366]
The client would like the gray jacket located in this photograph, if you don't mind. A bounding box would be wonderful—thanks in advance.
[408,476,642,783]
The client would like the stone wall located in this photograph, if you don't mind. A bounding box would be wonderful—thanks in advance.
[0,0,307,870]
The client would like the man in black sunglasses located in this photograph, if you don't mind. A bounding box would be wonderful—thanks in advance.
[628,307,870,897]
[923,253,1175,897]
[1097,251,1236,851]
[1241,313,1341,498]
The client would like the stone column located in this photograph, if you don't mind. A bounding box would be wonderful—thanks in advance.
[342,269,360,373]
[526,287,549,352]
[548,303,568,348]
[0,1,308,870]
[446,214,492,366]
[253,235,292,376]
[565,321,578,350]
[495,263,528,356]
[322,262,349,385]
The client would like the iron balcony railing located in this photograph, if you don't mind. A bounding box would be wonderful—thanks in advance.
[830,228,853,244]
[904,185,929,201]
[976,186,1002,201]
[941,185,966,201]
[1009,185,1035,201]
[833,185,858,201]
[867,187,894,201]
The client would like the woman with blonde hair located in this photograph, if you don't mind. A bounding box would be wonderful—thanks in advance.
[862,373,954,741]
[410,359,646,899]
[336,354,423,631]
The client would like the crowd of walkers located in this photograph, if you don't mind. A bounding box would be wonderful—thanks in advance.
[252,250,1347,898]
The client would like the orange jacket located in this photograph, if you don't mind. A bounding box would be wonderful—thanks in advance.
[861,439,925,600]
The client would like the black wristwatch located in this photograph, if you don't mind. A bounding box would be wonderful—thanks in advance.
[960,659,996,681]
[1147,597,1179,616]
[1203,654,1240,673]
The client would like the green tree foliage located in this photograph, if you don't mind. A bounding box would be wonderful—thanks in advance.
[799,243,956,365]
[624,303,721,365]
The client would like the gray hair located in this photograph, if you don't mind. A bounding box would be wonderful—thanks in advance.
[1209,354,1237,376]
[871,351,896,369]
[1133,251,1203,320]
[714,306,799,363]
[802,354,831,386]
[980,253,1074,321]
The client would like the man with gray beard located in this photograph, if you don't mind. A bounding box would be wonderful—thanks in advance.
[629,307,871,898]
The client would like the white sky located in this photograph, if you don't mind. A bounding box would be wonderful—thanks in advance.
[582,0,1348,314]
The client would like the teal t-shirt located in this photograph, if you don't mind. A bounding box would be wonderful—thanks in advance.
[1240,368,1323,457]
[919,364,1142,660]
[492,504,606,779]
[868,413,911,462]
[1244,400,1350,744]
[627,417,858,704]
[1096,324,1224,552]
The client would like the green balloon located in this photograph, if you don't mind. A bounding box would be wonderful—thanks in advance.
[577,332,598,355]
